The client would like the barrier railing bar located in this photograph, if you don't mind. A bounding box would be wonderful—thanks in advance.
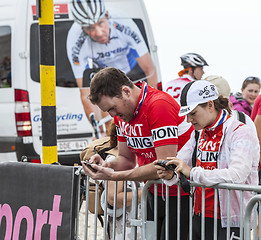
[141,180,161,239]
[259,201,261,240]
[93,182,100,239]
[165,185,169,240]
[103,180,108,240]
[130,181,138,240]
[177,185,180,240]
[122,181,127,240]
[154,183,158,239]
[244,195,261,240]
[189,188,193,240]
[84,176,90,240]
[240,190,243,240]
[112,181,118,240]
[213,188,218,240]
[226,189,231,240]
[201,187,205,240]
[75,169,81,240]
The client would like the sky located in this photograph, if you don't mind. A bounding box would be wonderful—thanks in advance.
[143,0,261,93]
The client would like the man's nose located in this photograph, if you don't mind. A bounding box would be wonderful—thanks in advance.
[94,27,103,36]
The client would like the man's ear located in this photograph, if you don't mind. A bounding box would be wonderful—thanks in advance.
[122,86,131,97]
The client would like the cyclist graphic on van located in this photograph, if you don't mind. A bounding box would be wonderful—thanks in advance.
[66,0,158,134]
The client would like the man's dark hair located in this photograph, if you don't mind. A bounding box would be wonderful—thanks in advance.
[89,67,134,104]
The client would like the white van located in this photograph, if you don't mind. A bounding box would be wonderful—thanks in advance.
[0,0,161,165]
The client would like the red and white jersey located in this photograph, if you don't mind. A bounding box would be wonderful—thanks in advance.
[163,74,195,104]
[193,111,230,218]
[114,82,193,196]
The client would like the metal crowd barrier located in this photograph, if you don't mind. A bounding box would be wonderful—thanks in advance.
[74,171,261,240]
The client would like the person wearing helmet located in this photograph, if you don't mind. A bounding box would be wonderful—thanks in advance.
[164,53,208,104]
[66,0,158,133]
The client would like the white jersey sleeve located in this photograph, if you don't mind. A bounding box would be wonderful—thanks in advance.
[66,22,90,79]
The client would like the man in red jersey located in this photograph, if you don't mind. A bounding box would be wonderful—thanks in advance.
[81,67,193,240]
[164,53,208,104]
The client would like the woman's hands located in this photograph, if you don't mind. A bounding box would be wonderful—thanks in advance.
[154,160,174,180]
[154,157,191,179]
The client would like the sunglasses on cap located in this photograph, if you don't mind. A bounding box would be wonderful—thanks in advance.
[245,76,260,82]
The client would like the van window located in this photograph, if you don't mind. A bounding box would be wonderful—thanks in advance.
[30,21,76,87]
[30,18,150,88]
[0,26,11,88]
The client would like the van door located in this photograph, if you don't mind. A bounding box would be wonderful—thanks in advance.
[28,1,93,165]
[0,25,16,162]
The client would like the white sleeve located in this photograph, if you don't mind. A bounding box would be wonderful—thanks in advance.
[190,124,259,186]
[163,173,179,186]
[66,23,88,79]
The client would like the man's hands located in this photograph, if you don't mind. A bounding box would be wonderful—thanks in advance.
[81,154,115,180]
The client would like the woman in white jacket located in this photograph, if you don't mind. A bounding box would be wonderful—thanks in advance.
[154,80,259,240]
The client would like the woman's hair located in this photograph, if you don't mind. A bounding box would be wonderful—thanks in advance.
[199,96,232,115]
[242,76,261,89]
[108,120,117,148]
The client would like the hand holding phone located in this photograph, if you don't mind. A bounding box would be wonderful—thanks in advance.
[83,161,97,172]
[156,160,177,171]
[156,160,190,193]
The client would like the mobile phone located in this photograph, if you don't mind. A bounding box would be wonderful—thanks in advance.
[156,160,176,171]
[83,161,97,172]
[156,160,190,193]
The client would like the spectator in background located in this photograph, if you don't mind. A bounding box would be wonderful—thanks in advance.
[251,94,261,177]
[164,53,208,104]
[250,92,261,239]
[205,75,257,129]
[230,76,261,116]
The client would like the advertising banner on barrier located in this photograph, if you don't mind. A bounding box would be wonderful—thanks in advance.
[0,162,79,239]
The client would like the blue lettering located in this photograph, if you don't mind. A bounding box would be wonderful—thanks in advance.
[33,115,41,122]
[77,114,83,121]
[56,113,83,122]
[33,114,83,123]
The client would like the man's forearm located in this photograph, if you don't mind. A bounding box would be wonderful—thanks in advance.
[107,155,136,171]
[110,163,159,182]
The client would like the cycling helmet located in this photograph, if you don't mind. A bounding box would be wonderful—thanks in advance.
[71,0,106,26]
[180,53,208,68]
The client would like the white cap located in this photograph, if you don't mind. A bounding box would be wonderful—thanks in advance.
[179,80,219,116]
[205,75,231,98]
